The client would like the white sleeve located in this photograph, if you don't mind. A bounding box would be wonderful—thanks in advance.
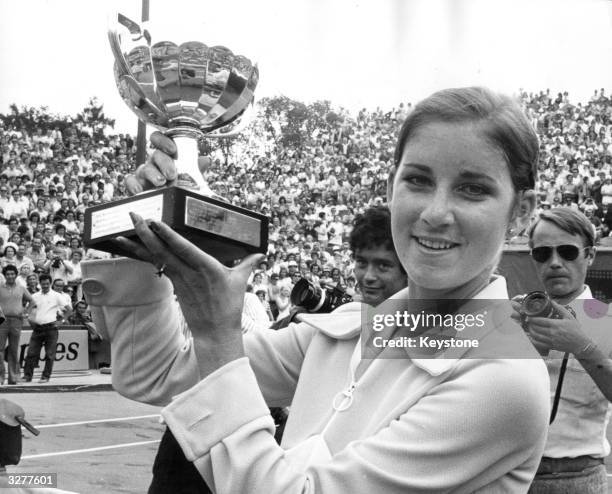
[162,358,549,494]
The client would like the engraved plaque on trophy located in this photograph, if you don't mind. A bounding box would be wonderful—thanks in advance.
[83,13,267,264]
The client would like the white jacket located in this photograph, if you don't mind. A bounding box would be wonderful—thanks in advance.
[82,258,550,494]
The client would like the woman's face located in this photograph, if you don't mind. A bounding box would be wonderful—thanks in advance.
[389,121,531,296]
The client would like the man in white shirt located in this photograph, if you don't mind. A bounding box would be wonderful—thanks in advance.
[22,274,71,383]
[513,207,612,493]
[4,189,28,219]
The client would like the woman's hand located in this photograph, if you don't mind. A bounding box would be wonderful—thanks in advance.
[125,131,210,193]
[117,132,262,374]
[115,213,264,375]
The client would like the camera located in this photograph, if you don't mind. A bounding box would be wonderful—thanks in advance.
[51,257,62,269]
[518,291,575,356]
[520,291,561,319]
[291,278,352,314]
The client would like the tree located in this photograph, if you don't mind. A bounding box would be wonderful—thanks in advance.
[0,104,61,133]
[258,95,310,149]
[74,97,115,140]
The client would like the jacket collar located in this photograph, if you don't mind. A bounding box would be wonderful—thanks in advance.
[297,302,363,340]
[298,277,511,376]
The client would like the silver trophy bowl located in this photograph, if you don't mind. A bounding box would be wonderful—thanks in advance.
[108,12,259,190]
[84,13,267,263]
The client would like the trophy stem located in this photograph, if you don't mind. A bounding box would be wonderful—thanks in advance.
[172,135,214,195]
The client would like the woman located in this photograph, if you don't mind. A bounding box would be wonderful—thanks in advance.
[32,198,49,222]
[0,245,18,269]
[82,87,549,493]
[75,211,85,235]
[67,237,82,258]
[61,210,80,237]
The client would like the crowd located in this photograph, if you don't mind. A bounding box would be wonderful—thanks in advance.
[1,88,612,323]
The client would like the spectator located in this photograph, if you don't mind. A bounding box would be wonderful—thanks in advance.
[0,245,18,269]
[23,273,71,383]
[26,237,47,271]
[43,246,73,283]
[16,264,32,289]
[513,208,612,491]
[66,249,83,301]
[0,265,35,385]
[5,189,28,219]
[14,244,33,273]
[274,285,292,321]
[25,273,39,294]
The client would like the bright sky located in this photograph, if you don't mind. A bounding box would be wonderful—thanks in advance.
[1,0,612,134]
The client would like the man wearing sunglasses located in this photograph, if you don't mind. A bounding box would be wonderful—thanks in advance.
[517,207,612,493]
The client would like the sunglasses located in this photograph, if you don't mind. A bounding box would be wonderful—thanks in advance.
[531,245,589,263]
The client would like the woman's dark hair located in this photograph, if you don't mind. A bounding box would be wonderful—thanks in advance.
[394,87,538,191]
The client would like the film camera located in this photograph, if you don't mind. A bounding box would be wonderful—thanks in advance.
[518,290,576,356]
[291,278,353,314]
[519,291,563,319]
[268,278,353,331]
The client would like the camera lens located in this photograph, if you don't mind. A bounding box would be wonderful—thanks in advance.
[521,291,554,318]
[291,279,323,311]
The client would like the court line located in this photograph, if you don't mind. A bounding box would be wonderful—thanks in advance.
[22,440,161,459]
[36,414,161,429]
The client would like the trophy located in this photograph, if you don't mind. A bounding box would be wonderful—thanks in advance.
[83,13,268,264]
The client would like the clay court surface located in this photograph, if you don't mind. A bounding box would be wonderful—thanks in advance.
[1,389,611,493]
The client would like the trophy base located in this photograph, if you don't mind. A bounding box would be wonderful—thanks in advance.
[83,187,269,265]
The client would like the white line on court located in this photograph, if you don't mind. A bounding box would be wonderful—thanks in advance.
[36,414,161,429]
[22,440,162,459]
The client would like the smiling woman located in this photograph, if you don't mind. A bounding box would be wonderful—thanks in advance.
[82,86,551,494]
[389,87,537,299]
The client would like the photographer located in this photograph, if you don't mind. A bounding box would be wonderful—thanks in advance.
[349,206,407,308]
[512,207,612,493]
[271,206,407,329]
[43,245,73,283]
